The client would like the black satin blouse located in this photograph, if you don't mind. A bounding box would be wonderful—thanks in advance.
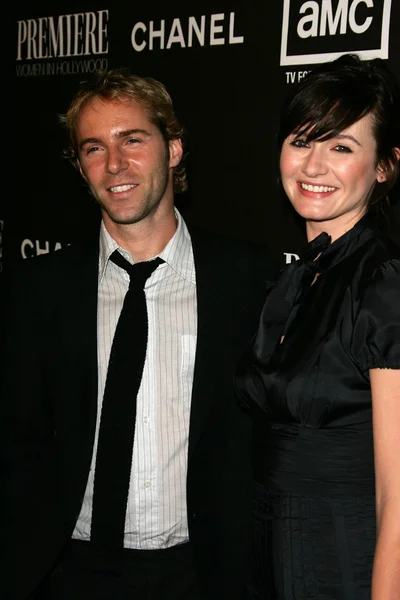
[235,215,400,599]
[236,215,400,429]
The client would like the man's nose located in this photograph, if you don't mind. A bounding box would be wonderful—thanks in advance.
[106,147,129,175]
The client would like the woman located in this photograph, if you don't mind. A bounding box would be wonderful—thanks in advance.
[235,53,400,600]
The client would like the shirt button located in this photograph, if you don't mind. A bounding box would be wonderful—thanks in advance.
[143,416,149,424]
[145,481,151,489]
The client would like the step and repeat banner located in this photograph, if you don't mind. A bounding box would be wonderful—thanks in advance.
[6,0,400,279]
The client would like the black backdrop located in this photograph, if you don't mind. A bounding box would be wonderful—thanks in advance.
[6,0,400,279]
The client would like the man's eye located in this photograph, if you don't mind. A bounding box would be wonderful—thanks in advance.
[86,146,100,154]
[127,138,141,145]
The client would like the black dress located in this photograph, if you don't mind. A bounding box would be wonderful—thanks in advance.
[235,216,400,600]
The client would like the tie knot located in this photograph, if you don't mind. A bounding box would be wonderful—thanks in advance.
[110,251,164,289]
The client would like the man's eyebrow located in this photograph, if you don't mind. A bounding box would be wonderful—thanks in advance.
[79,137,102,150]
[117,128,152,138]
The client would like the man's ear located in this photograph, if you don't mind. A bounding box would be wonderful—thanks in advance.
[77,159,87,181]
[168,138,183,168]
[377,148,400,183]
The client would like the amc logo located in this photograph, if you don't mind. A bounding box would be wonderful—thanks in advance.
[280,0,392,66]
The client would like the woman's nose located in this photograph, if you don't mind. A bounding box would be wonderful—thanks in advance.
[301,146,328,178]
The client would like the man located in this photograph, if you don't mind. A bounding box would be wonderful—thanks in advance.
[1,68,278,600]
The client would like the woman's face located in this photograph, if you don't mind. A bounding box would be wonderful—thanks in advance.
[279,112,387,239]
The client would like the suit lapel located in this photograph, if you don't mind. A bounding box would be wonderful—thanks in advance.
[52,241,99,446]
[188,230,227,458]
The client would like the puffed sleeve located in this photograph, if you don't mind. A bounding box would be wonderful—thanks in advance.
[351,259,400,371]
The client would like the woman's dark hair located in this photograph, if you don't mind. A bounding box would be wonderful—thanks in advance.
[278,53,400,206]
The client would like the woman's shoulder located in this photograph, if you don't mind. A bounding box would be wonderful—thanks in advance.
[355,227,400,286]
[349,229,400,371]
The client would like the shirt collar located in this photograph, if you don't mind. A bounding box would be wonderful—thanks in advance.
[98,208,196,285]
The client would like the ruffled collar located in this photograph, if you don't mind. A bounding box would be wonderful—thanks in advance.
[302,214,376,274]
[243,215,377,363]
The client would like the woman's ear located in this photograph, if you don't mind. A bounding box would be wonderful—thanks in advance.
[377,148,400,183]
[376,169,387,183]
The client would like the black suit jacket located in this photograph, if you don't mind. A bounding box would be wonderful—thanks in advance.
[1,225,278,600]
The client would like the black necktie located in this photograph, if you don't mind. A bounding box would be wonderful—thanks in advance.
[90,251,164,559]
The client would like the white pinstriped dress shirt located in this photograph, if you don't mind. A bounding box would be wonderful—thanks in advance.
[73,210,197,549]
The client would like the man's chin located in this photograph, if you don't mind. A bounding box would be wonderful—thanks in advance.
[101,205,153,227]
[107,213,143,225]
[99,195,165,227]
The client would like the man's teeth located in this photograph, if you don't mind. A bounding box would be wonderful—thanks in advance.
[301,183,336,192]
[110,184,137,193]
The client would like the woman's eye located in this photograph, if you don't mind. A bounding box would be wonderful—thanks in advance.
[291,139,308,148]
[334,145,352,153]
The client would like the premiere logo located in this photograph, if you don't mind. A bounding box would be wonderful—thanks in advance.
[280,0,392,66]
[16,10,109,76]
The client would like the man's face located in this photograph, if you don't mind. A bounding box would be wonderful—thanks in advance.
[76,96,182,230]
